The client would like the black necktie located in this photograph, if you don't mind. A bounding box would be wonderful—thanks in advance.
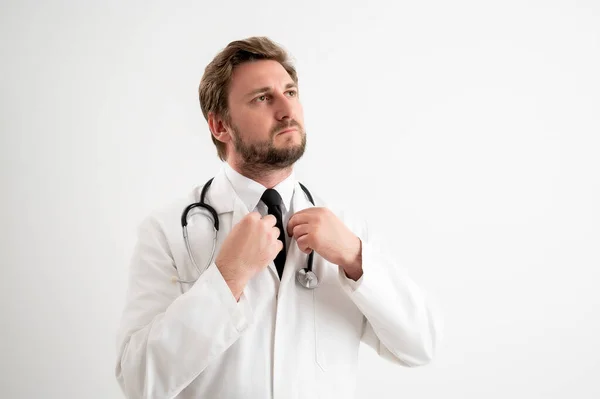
[261,188,286,279]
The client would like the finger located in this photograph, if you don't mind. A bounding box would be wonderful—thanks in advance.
[273,239,284,256]
[270,226,280,240]
[291,224,311,240]
[261,214,277,227]
[287,212,311,236]
[296,235,312,254]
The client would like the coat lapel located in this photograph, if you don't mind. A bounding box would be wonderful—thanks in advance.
[204,166,237,216]
[203,166,251,250]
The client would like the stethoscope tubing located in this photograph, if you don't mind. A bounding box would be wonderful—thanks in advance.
[175,178,318,289]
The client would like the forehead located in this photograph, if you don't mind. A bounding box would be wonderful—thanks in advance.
[228,59,294,99]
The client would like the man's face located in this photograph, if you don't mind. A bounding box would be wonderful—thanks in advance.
[225,59,306,170]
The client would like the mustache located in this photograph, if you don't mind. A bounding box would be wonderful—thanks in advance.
[271,120,302,136]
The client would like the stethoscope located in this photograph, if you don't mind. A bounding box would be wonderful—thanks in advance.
[172,178,319,289]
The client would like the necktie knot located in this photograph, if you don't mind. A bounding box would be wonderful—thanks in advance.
[261,188,283,209]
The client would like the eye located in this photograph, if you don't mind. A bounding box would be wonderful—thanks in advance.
[256,95,268,102]
[286,90,297,97]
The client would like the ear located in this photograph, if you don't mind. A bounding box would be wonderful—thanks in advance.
[208,113,232,144]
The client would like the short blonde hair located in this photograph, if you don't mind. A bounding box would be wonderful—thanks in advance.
[198,36,299,161]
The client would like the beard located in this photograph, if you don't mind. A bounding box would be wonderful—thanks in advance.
[230,120,307,174]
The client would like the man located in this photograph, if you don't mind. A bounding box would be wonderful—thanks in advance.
[115,36,440,398]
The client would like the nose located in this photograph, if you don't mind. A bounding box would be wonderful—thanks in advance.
[274,93,295,121]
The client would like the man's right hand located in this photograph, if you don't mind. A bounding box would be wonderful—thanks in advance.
[215,212,283,301]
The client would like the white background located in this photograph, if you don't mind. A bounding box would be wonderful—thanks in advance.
[1,0,599,398]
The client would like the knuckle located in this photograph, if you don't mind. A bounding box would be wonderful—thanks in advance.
[246,212,260,223]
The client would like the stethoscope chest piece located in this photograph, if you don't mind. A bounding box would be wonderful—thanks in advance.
[296,267,319,289]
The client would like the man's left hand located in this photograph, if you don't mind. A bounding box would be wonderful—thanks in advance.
[287,207,363,279]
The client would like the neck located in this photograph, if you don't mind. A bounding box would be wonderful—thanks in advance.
[227,160,293,189]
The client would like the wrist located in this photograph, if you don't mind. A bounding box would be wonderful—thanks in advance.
[226,280,246,301]
[342,237,363,281]
[215,259,249,301]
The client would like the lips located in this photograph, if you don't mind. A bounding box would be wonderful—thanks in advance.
[277,128,297,135]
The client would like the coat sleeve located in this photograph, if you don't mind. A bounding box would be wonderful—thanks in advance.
[337,216,442,367]
[115,214,253,398]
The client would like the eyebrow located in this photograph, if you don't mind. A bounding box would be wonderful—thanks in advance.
[245,82,298,99]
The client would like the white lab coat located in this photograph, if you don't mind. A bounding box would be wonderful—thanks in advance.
[115,166,440,399]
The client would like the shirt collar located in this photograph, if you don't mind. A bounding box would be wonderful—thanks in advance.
[222,161,296,213]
